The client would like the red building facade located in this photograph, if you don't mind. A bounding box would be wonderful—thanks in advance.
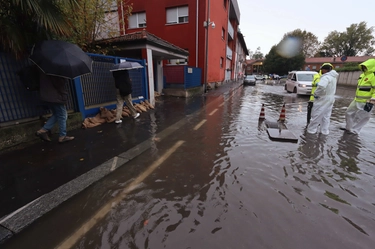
[123,0,243,85]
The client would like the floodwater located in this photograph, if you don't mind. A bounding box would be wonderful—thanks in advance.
[3,82,375,249]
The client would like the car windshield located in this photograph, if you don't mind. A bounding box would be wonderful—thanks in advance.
[297,74,315,81]
[246,76,255,79]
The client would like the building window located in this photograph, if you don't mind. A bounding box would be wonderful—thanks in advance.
[220,57,224,68]
[166,6,189,24]
[128,12,146,29]
[312,66,317,70]
[223,0,227,9]
[222,28,225,40]
[168,59,188,65]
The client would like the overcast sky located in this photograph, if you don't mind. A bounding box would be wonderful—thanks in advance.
[237,0,375,56]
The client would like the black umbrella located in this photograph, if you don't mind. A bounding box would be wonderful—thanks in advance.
[110,61,143,72]
[29,40,93,79]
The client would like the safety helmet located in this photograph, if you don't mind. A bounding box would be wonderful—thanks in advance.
[320,63,333,70]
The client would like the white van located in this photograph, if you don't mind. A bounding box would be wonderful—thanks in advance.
[284,71,318,95]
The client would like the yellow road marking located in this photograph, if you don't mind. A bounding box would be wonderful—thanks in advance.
[56,140,185,249]
[209,109,218,116]
[193,119,206,130]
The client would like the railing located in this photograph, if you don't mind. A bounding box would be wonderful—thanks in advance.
[227,21,234,40]
[226,46,233,60]
[78,54,147,118]
[0,52,75,124]
[0,52,148,124]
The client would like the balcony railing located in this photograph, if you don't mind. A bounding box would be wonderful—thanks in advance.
[227,21,234,40]
[226,46,233,60]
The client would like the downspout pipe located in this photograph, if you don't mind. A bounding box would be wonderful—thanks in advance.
[204,0,210,93]
[196,0,199,67]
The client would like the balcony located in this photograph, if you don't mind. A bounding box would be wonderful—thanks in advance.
[226,46,232,60]
[227,21,234,40]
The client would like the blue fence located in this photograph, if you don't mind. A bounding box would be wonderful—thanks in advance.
[79,54,147,118]
[0,52,148,124]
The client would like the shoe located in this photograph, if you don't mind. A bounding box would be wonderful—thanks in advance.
[133,113,140,119]
[115,120,122,124]
[35,130,51,142]
[58,136,75,143]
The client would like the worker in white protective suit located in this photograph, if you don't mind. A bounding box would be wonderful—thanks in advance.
[307,64,338,135]
[344,59,375,134]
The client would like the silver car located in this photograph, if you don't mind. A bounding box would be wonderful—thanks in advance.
[243,75,256,85]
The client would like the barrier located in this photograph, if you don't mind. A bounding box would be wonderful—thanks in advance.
[278,103,286,122]
[259,104,265,120]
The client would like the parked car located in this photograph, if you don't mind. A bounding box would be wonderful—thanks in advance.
[243,75,256,85]
[254,75,265,81]
[272,74,280,80]
[284,71,318,95]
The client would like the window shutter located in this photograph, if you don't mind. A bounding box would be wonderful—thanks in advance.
[138,12,146,26]
[128,15,137,28]
[166,8,177,23]
[179,6,188,17]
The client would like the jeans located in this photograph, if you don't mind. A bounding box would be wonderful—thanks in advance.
[43,102,67,137]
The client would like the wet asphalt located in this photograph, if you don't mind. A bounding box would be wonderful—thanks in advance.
[0,81,242,243]
[2,80,375,248]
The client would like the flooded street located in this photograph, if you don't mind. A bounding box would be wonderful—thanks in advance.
[3,82,375,249]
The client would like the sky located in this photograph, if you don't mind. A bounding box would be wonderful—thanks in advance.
[237,0,375,57]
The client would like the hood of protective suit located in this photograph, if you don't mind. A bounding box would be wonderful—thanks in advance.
[359,58,375,74]
[324,70,339,79]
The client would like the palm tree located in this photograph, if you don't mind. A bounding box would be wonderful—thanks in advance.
[0,0,74,58]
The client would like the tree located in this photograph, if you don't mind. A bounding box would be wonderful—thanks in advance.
[283,29,320,58]
[263,45,305,75]
[58,0,132,53]
[253,47,264,59]
[320,22,375,57]
[0,0,72,58]
[247,49,254,59]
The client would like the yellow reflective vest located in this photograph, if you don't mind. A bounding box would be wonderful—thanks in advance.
[310,71,321,101]
[355,59,375,103]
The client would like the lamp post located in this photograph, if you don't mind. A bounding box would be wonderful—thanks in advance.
[203,0,215,93]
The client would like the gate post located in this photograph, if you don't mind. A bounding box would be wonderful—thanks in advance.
[73,77,86,119]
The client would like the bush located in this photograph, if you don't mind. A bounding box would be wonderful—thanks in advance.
[336,62,360,72]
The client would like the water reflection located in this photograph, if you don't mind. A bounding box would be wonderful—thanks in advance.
[298,131,327,163]
[336,132,361,175]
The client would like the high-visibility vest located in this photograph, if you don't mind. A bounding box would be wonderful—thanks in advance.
[310,71,321,101]
[355,59,375,103]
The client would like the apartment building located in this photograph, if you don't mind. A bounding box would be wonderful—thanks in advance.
[125,0,247,86]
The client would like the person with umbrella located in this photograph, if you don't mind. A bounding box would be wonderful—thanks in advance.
[35,72,75,143]
[111,62,142,124]
[31,40,93,142]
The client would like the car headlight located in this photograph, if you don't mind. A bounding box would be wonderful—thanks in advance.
[298,84,306,87]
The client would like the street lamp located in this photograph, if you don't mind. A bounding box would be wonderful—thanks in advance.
[203,0,215,93]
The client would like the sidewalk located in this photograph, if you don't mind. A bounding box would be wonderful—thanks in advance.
[0,80,243,243]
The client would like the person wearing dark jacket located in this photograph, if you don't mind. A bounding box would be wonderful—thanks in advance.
[35,73,74,143]
[112,70,140,124]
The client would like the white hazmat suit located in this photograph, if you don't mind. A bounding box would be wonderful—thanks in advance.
[307,70,339,135]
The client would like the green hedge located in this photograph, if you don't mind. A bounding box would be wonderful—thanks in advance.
[336,62,360,72]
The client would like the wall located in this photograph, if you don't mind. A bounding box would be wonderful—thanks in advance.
[127,0,234,86]
[130,0,197,66]
[0,112,82,153]
[337,71,361,87]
